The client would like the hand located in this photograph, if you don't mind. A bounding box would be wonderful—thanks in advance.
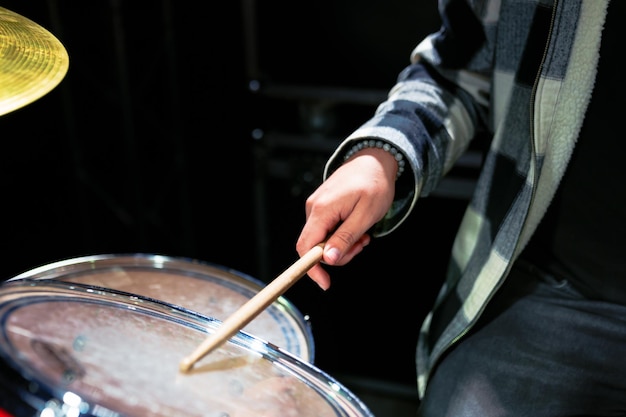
[296,146,397,289]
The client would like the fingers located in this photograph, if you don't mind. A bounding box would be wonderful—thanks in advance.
[302,234,371,291]
[296,191,373,266]
[297,202,376,291]
[323,222,371,262]
[306,264,331,291]
[296,150,396,290]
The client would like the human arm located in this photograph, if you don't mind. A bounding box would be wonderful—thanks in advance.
[297,0,495,289]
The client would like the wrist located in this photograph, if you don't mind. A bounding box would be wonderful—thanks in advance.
[343,139,405,180]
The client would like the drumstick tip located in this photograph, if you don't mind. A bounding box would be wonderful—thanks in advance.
[179,357,194,373]
[178,242,326,375]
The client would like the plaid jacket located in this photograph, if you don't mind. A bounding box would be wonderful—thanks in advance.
[323,0,609,397]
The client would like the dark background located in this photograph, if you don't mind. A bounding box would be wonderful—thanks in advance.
[1,0,476,395]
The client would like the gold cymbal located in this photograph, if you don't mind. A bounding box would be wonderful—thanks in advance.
[0,6,69,117]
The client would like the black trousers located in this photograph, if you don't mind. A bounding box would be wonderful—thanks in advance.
[418,261,626,417]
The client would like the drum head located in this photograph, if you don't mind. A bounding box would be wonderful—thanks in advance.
[0,280,372,417]
[9,253,314,362]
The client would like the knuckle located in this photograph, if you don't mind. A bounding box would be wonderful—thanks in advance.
[332,229,356,248]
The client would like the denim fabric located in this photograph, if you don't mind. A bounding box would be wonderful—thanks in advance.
[417,261,626,417]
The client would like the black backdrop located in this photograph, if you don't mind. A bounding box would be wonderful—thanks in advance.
[0,0,470,389]
[2,0,254,277]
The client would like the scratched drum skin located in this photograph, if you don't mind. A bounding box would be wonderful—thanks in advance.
[7,253,314,362]
[0,280,374,417]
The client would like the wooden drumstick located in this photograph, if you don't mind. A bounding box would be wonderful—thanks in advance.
[179,242,325,373]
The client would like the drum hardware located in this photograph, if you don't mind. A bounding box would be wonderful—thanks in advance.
[0,6,69,116]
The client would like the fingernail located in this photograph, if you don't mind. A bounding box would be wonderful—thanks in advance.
[325,247,341,264]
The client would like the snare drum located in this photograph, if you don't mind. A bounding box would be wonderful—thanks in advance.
[0,280,373,417]
[8,254,314,362]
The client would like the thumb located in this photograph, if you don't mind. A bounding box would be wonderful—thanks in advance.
[322,228,371,266]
